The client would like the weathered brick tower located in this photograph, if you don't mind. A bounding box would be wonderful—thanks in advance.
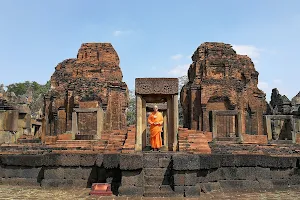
[44,43,128,140]
[180,42,267,137]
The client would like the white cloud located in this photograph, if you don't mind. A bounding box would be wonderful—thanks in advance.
[273,79,282,84]
[113,30,133,36]
[186,55,192,60]
[232,45,262,64]
[258,81,269,90]
[168,64,190,77]
[170,54,183,60]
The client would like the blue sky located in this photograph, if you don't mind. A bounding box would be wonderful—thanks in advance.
[0,0,299,101]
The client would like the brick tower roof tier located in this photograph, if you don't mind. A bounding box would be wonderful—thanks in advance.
[49,43,127,103]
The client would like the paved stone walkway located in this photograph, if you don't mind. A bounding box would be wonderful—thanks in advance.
[1,185,300,199]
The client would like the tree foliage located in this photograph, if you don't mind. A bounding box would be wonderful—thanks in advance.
[127,90,136,126]
[6,81,50,99]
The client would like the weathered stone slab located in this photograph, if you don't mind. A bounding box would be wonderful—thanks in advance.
[80,154,97,166]
[0,166,4,178]
[185,171,198,186]
[43,154,81,167]
[144,168,171,177]
[44,168,64,179]
[258,179,274,190]
[185,186,200,197]
[234,154,260,167]
[271,179,290,188]
[143,154,159,168]
[41,179,88,188]
[173,186,185,196]
[219,154,235,167]
[144,175,171,186]
[219,180,260,190]
[120,154,143,170]
[173,154,199,170]
[199,154,221,169]
[144,185,175,197]
[270,168,294,179]
[61,167,96,180]
[173,171,185,186]
[121,170,143,187]
[0,155,44,167]
[135,78,178,95]
[200,182,221,192]
[257,156,297,168]
[103,154,120,169]
[95,154,103,167]
[143,153,171,168]
[118,186,144,196]
[19,167,42,179]
[1,178,40,186]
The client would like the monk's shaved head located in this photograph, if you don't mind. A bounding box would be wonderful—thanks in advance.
[154,105,158,112]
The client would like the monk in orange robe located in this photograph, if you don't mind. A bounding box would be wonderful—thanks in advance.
[148,105,164,151]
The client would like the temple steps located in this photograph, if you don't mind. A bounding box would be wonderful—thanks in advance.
[143,167,174,197]
[178,129,211,154]
[122,126,136,153]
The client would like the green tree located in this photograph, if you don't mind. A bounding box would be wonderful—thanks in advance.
[6,81,50,98]
[6,81,51,114]
[127,90,136,126]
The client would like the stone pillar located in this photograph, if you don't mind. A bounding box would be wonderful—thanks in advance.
[190,88,200,130]
[97,108,104,140]
[190,89,197,129]
[202,105,209,132]
[135,95,143,151]
[167,97,174,151]
[173,94,179,151]
[41,117,46,143]
[142,98,147,150]
[265,116,272,140]
[292,117,296,144]
[163,111,168,149]
[71,112,78,140]
[237,112,243,142]
[212,111,217,139]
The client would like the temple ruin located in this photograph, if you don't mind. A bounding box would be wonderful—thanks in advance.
[181,42,267,143]
[2,41,300,197]
[0,85,42,144]
[265,88,300,143]
[43,43,128,141]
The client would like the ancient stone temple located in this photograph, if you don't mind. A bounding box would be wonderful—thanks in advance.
[265,88,300,143]
[180,42,267,141]
[44,43,128,140]
[0,85,33,143]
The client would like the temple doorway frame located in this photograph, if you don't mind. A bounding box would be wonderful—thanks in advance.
[134,78,179,152]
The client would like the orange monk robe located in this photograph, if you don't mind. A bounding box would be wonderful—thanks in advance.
[148,111,164,149]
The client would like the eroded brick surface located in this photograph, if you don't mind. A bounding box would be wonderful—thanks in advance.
[44,43,128,137]
[181,42,267,136]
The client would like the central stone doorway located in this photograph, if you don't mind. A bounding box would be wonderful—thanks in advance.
[135,78,179,152]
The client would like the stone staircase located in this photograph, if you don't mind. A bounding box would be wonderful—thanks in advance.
[122,125,135,153]
[103,130,127,153]
[143,167,174,197]
[178,128,211,154]
[213,137,240,144]
[53,140,95,149]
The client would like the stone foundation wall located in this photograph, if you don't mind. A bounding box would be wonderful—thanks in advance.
[1,153,300,197]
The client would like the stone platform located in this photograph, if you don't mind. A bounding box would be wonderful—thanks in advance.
[1,152,300,197]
